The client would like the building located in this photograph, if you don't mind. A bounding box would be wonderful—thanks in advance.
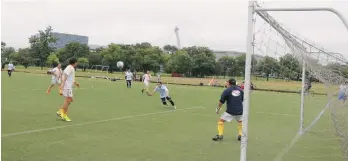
[213,50,245,60]
[213,50,264,61]
[49,32,88,49]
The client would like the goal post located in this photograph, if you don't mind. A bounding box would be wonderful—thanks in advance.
[241,1,348,161]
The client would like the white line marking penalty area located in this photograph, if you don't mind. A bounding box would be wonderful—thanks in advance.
[2,106,204,138]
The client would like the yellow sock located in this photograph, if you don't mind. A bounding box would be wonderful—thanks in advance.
[238,121,243,136]
[59,108,64,114]
[218,121,224,136]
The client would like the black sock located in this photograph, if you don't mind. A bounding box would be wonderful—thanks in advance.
[169,100,175,106]
[162,101,167,105]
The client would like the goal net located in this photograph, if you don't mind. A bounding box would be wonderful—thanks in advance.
[88,65,110,78]
[242,2,348,161]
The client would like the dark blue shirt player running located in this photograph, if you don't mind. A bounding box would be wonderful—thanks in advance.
[212,78,244,141]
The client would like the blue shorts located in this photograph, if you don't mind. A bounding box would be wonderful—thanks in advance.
[338,91,346,100]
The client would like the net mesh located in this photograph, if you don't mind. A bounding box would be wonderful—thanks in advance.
[249,4,348,161]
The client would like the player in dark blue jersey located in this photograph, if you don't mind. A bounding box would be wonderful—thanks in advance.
[212,78,244,141]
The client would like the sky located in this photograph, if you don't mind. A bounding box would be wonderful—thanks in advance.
[1,0,348,56]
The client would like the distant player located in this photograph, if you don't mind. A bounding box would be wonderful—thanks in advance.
[213,78,244,141]
[338,81,348,103]
[7,62,15,77]
[46,63,63,94]
[304,78,312,94]
[125,69,133,88]
[147,82,176,109]
[142,71,151,93]
[57,58,80,122]
[157,73,161,82]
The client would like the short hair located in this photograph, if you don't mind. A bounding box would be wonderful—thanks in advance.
[68,58,78,65]
[158,81,163,84]
[227,78,237,85]
[52,62,58,68]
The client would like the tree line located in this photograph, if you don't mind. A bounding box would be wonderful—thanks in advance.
[1,26,348,80]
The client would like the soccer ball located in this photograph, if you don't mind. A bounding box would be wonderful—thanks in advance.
[117,61,124,69]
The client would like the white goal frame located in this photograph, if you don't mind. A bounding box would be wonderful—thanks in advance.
[241,1,348,161]
[89,65,110,78]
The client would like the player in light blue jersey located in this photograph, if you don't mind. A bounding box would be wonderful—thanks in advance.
[147,82,176,109]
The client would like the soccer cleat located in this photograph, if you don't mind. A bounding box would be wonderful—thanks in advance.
[46,90,51,94]
[56,111,62,118]
[173,106,177,110]
[238,135,242,141]
[212,135,223,141]
[62,115,72,122]
[141,89,144,93]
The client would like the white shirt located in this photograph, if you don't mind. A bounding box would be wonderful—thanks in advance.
[143,74,151,83]
[8,63,14,70]
[340,84,347,92]
[63,65,75,89]
[51,67,62,80]
[125,72,133,80]
[154,85,169,98]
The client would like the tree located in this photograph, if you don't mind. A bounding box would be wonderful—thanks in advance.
[279,54,300,80]
[46,53,59,67]
[1,47,15,63]
[217,56,238,77]
[17,48,32,68]
[88,52,102,66]
[29,26,57,69]
[100,43,123,72]
[78,57,89,71]
[163,45,178,54]
[166,50,192,74]
[58,42,90,62]
[182,46,216,77]
[257,56,280,81]
[131,43,164,72]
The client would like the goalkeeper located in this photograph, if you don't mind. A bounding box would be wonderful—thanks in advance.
[212,78,244,141]
[147,82,176,109]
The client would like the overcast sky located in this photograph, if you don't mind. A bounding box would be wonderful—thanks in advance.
[1,0,347,56]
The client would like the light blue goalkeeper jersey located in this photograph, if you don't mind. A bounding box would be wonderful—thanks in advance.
[154,85,169,98]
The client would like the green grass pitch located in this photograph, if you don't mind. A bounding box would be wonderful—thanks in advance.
[1,72,343,161]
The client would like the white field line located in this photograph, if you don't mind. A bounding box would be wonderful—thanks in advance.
[2,106,204,138]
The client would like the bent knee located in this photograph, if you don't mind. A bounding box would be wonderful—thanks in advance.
[218,119,225,124]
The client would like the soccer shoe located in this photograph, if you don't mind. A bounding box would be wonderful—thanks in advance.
[238,135,242,141]
[62,115,72,122]
[56,111,62,118]
[212,135,223,141]
[173,106,177,110]
[46,90,51,94]
[141,89,144,93]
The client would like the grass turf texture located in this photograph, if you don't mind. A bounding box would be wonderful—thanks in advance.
[12,66,327,93]
[1,72,342,161]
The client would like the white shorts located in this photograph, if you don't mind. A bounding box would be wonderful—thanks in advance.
[51,79,61,85]
[220,112,242,122]
[144,81,149,87]
[62,89,73,98]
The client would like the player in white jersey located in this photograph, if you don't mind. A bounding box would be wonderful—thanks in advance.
[46,63,63,94]
[57,58,80,122]
[147,82,176,109]
[7,62,15,77]
[142,70,151,93]
[125,70,133,88]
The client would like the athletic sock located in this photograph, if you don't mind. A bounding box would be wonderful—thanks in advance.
[238,121,243,136]
[218,121,224,136]
[169,100,175,106]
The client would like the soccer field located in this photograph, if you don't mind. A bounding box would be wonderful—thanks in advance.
[1,72,343,161]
